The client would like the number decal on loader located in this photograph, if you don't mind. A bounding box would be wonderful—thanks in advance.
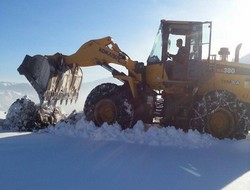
[224,68,236,74]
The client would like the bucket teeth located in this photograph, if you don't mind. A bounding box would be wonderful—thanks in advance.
[18,55,83,106]
[44,62,83,105]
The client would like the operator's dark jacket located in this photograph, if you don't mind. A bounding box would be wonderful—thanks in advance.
[172,46,188,64]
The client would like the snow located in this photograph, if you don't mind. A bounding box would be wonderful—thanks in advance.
[3,96,37,131]
[0,110,6,119]
[1,82,16,86]
[49,116,215,148]
[0,113,250,190]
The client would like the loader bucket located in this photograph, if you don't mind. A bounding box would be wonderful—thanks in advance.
[18,55,83,105]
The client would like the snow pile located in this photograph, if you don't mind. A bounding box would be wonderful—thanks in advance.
[3,96,37,131]
[47,112,217,149]
[2,96,66,131]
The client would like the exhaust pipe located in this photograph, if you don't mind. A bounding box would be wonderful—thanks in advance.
[234,43,242,63]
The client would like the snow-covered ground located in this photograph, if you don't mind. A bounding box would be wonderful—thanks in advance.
[0,113,250,190]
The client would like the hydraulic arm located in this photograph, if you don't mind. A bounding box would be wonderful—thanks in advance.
[18,36,143,105]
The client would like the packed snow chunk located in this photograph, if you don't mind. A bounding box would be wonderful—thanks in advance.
[37,103,66,126]
[88,122,122,141]
[3,96,37,131]
[121,120,145,144]
[3,96,65,131]
[48,111,90,137]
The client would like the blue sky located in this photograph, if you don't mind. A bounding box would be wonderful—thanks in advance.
[1,0,250,82]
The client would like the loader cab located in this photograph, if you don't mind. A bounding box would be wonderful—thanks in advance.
[147,20,212,82]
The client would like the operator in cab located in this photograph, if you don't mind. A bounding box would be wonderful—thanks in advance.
[168,38,188,64]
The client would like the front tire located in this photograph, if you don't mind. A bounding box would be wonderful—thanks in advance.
[84,83,134,129]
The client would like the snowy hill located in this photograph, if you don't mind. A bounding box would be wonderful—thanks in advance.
[0,82,38,112]
[0,114,250,190]
[0,77,121,117]
[240,53,250,64]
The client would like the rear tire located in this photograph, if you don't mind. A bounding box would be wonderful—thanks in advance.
[84,83,134,129]
[190,90,249,139]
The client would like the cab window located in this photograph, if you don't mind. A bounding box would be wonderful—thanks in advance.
[147,25,162,64]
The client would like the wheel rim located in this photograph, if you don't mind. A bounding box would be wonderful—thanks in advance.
[208,108,235,138]
[94,99,117,125]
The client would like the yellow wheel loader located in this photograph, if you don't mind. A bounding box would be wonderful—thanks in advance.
[18,20,250,139]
